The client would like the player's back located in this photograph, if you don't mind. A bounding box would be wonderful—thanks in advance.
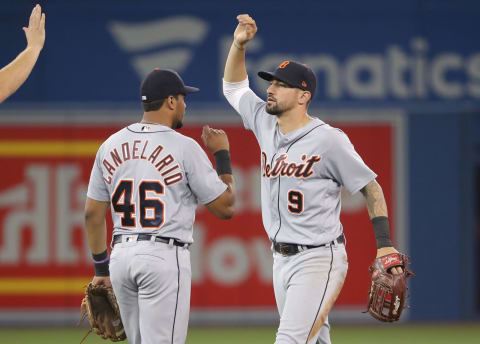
[88,122,226,243]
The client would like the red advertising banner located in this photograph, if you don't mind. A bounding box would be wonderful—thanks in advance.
[0,120,395,311]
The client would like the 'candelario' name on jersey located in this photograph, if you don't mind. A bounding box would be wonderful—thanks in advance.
[101,139,182,186]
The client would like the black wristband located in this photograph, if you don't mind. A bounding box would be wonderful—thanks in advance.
[213,150,232,175]
[372,216,393,249]
[92,250,110,276]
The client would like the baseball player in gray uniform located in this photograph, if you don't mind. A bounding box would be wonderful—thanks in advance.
[85,69,236,344]
[223,15,402,344]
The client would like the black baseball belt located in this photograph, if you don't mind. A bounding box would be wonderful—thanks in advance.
[113,234,188,247]
[273,234,345,257]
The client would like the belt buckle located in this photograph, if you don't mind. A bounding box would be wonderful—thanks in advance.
[124,234,137,243]
[278,243,293,256]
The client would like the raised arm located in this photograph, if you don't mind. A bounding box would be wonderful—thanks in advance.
[360,179,402,273]
[224,14,257,83]
[0,4,46,103]
[201,125,236,219]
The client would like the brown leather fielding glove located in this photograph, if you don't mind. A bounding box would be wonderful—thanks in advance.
[366,253,414,322]
[79,283,126,343]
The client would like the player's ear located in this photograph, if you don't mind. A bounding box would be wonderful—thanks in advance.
[166,95,176,110]
[298,91,311,106]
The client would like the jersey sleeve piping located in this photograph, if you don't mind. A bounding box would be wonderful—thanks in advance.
[199,182,228,205]
[323,127,378,195]
[86,193,110,203]
[348,173,378,195]
[182,137,229,205]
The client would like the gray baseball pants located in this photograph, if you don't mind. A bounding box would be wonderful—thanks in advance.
[110,238,191,344]
[273,242,348,344]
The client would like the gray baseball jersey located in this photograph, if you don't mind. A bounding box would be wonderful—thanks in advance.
[223,78,376,245]
[224,77,376,344]
[87,122,227,344]
[87,122,227,243]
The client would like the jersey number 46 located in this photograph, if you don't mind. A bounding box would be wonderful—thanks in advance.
[111,180,165,229]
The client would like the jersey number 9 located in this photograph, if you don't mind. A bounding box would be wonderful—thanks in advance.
[288,190,304,214]
[111,180,165,229]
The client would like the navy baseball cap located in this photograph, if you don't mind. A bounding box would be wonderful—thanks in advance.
[258,61,316,96]
[141,68,199,103]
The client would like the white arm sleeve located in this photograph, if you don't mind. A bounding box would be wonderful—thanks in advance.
[223,77,266,132]
[223,78,250,112]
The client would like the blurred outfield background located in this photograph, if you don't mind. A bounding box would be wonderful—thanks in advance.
[0,0,479,341]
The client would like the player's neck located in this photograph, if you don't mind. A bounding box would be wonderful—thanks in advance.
[141,112,172,128]
[277,111,312,135]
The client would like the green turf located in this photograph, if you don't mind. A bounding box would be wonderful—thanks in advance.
[0,324,478,343]
[330,324,480,344]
